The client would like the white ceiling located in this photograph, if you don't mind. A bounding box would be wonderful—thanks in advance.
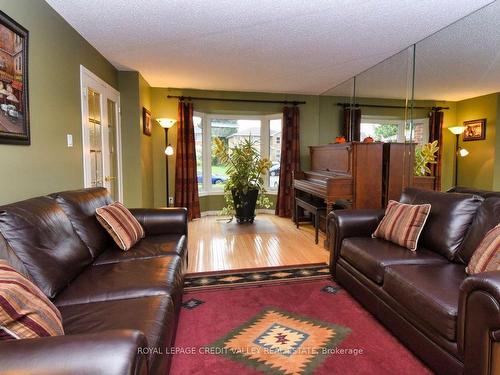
[326,1,500,102]
[46,0,492,95]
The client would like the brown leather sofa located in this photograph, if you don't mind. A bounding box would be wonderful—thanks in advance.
[328,187,500,375]
[0,187,187,375]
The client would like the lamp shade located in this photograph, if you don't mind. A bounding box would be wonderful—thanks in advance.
[458,148,469,157]
[157,118,176,128]
[448,126,467,135]
[165,144,174,156]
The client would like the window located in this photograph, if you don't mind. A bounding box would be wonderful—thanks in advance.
[193,115,203,190]
[360,116,429,145]
[195,112,282,194]
[269,118,282,189]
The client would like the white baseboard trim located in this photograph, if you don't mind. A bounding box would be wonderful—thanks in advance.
[201,209,275,217]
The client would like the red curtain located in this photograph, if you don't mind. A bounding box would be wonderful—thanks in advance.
[343,106,361,141]
[275,106,300,218]
[429,110,444,191]
[174,101,201,220]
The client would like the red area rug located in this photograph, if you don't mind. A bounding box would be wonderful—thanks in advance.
[172,279,430,375]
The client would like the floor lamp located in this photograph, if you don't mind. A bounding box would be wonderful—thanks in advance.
[448,126,469,187]
[157,118,176,207]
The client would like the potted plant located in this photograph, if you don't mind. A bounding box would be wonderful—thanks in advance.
[413,140,439,190]
[213,137,272,223]
[414,140,439,176]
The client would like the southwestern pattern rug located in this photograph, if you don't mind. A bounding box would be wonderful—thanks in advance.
[172,279,431,374]
[184,264,330,291]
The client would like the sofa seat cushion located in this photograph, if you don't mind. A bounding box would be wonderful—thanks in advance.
[383,264,466,341]
[94,234,186,265]
[59,295,175,373]
[340,237,447,284]
[54,257,183,307]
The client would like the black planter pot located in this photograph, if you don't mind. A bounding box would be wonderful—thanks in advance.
[232,188,259,224]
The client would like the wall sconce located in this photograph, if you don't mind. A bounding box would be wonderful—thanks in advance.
[448,126,469,187]
[156,118,176,206]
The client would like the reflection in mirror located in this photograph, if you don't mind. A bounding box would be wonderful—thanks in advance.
[352,46,418,204]
[319,77,354,144]
[415,1,500,191]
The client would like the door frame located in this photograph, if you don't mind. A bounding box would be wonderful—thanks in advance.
[79,65,123,201]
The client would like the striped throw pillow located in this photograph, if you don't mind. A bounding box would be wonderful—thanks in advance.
[96,202,145,251]
[466,223,500,275]
[372,200,431,251]
[0,260,64,340]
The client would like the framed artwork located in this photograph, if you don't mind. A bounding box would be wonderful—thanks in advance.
[463,119,486,141]
[143,107,152,136]
[0,11,29,145]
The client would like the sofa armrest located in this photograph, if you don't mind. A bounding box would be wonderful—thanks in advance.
[0,330,149,375]
[458,271,500,375]
[327,209,385,276]
[130,207,188,236]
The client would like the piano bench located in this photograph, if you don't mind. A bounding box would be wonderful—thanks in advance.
[294,197,327,244]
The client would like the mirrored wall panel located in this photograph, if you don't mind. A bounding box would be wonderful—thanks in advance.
[414,1,500,191]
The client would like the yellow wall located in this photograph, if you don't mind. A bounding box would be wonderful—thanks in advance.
[0,0,118,204]
[455,93,498,189]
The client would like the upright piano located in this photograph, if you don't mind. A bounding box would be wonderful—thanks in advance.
[294,142,384,212]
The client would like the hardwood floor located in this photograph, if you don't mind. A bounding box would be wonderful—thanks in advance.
[187,214,329,273]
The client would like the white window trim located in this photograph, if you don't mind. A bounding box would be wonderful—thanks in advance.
[360,115,429,144]
[194,112,282,195]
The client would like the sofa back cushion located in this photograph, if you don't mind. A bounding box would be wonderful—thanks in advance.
[0,197,93,298]
[399,188,483,260]
[458,197,500,264]
[51,188,112,258]
[0,260,64,340]
[447,186,500,199]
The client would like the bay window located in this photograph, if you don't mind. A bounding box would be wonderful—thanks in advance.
[194,112,282,194]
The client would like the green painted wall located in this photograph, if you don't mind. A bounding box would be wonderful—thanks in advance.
[0,0,118,204]
[118,71,142,207]
[455,93,498,190]
[139,74,154,207]
[118,71,154,207]
[495,98,500,190]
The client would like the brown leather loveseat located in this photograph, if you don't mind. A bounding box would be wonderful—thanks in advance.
[0,187,187,374]
[328,187,500,374]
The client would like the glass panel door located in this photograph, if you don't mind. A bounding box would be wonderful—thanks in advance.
[105,98,118,200]
[81,66,122,201]
[87,88,103,187]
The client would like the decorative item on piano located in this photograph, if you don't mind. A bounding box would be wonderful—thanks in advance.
[213,137,272,223]
[363,136,374,143]
[333,136,346,144]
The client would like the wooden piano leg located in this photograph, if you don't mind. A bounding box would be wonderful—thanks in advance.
[323,202,334,249]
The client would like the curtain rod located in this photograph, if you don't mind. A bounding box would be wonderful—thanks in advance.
[337,102,449,111]
[167,95,306,105]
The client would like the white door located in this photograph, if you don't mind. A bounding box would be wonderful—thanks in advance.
[80,66,123,201]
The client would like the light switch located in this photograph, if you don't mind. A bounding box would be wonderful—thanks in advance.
[67,134,73,147]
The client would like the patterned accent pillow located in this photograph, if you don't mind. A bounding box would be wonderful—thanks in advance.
[0,260,64,340]
[95,202,145,251]
[466,223,500,275]
[372,200,431,251]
